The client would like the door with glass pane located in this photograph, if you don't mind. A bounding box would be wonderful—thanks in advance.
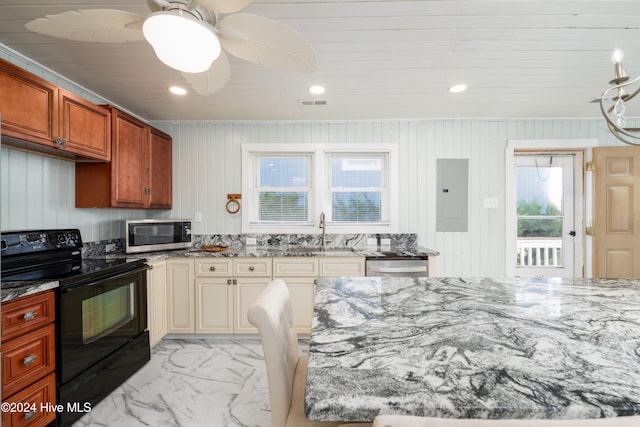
[513,154,576,277]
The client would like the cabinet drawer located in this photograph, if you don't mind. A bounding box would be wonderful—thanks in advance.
[1,372,56,427]
[273,257,319,277]
[2,324,56,398]
[195,259,233,277]
[319,257,366,277]
[2,291,55,341]
[234,258,272,277]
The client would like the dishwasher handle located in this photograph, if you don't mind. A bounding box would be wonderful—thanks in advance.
[369,265,427,273]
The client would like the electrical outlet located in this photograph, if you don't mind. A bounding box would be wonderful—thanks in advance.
[195,211,202,223]
[105,243,116,253]
[381,238,391,245]
[246,237,257,245]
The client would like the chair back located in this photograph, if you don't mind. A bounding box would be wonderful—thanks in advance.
[373,415,640,427]
[248,279,300,427]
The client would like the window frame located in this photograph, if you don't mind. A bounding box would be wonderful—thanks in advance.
[242,143,399,234]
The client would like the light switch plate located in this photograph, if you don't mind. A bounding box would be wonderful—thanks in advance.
[246,237,257,245]
[366,238,377,246]
[483,198,498,209]
[194,212,202,222]
[381,238,391,245]
[105,243,116,253]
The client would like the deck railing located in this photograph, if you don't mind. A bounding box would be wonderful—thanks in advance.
[517,238,562,267]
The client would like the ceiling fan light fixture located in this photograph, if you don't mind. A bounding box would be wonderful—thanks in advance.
[143,10,220,73]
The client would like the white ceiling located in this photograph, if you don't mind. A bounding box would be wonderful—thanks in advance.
[1,0,639,122]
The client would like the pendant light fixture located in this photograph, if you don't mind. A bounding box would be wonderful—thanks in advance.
[599,48,640,146]
[143,3,220,74]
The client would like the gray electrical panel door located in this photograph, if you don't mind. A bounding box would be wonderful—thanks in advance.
[436,158,469,232]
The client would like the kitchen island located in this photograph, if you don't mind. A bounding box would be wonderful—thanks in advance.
[304,276,640,422]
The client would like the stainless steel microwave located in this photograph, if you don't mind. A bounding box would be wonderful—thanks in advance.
[125,219,192,253]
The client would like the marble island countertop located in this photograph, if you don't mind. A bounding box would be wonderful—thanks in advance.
[305,276,640,422]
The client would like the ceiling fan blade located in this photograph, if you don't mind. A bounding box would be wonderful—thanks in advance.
[25,9,145,43]
[218,13,316,73]
[193,0,253,14]
[181,51,231,96]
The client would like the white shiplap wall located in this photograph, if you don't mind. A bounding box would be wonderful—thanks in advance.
[150,119,626,277]
[0,48,629,276]
[1,118,625,276]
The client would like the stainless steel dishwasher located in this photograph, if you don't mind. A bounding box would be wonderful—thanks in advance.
[365,257,429,277]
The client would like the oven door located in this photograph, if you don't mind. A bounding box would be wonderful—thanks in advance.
[58,265,147,384]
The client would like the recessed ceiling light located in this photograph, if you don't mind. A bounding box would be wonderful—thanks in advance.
[169,86,187,95]
[309,85,325,95]
[449,84,467,94]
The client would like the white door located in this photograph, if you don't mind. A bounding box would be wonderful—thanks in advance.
[511,154,580,277]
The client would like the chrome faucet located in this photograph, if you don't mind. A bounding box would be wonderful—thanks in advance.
[319,211,326,247]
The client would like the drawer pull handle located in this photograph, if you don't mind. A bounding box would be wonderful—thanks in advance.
[24,410,37,421]
[23,311,37,321]
[23,354,37,366]
[248,266,255,271]
[209,266,216,271]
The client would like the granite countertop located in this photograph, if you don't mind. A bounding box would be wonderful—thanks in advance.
[305,276,640,422]
[1,244,438,302]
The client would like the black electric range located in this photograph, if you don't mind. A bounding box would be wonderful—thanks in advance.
[1,228,151,427]
[1,229,146,287]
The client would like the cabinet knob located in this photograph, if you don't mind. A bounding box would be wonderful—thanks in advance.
[227,279,232,285]
[23,354,37,366]
[23,311,36,321]
[233,279,237,285]
[209,266,216,271]
[24,410,37,421]
[248,266,255,271]
[55,137,66,148]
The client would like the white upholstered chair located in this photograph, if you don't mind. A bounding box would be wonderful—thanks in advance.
[248,279,371,427]
[372,415,640,427]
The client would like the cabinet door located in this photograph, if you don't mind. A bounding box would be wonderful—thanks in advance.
[286,278,316,335]
[195,278,234,333]
[319,257,366,276]
[59,89,111,161]
[166,260,194,333]
[0,59,58,147]
[147,260,167,347]
[111,108,148,208]
[148,127,172,209]
[235,278,270,333]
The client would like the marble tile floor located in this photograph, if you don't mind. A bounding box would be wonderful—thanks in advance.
[73,338,288,427]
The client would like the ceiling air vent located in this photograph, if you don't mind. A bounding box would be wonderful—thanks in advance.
[299,100,327,106]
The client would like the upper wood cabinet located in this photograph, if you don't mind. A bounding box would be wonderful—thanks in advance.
[75,106,172,209]
[0,58,111,162]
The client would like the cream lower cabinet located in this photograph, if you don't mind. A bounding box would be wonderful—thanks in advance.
[194,258,272,334]
[319,257,366,277]
[166,259,195,333]
[272,257,319,335]
[147,259,168,346]
[272,256,365,335]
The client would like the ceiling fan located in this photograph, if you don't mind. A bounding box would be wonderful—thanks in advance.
[25,0,317,95]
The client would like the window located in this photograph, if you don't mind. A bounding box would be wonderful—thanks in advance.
[242,144,398,233]
[257,154,311,223]
[327,153,386,223]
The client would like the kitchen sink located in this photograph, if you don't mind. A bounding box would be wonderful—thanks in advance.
[287,246,355,253]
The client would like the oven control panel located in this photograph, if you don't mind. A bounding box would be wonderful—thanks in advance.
[1,229,83,257]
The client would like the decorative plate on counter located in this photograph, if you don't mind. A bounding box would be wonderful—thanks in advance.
[199,245,229,253]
